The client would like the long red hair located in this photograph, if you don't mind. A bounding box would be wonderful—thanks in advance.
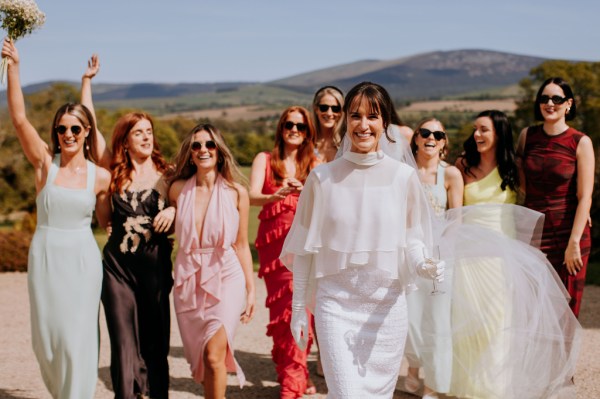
[109,112,169,194]
[271,106,315,184]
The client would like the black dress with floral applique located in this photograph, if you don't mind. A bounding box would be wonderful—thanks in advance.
[102,188,173,399]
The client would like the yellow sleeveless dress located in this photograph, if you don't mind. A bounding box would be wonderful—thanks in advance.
[448,168,516,399]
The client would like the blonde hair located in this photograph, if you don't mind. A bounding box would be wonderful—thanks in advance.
[311,86,345,147]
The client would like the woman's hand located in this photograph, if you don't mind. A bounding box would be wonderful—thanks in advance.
[284,177,304,192]
[83,54,99,80]
[240,287,256,324]
[153,206,175,233]
[564,240,583,275]
[270,186,294,201]
[1,38,19,66]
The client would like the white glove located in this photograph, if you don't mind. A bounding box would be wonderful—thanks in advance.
[291,255,311,350]
[291,304,309,350]
[417,258,446,282]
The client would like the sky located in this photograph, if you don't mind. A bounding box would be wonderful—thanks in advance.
[7,0,600,86]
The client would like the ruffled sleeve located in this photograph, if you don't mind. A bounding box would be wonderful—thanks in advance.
[281,156,434,295]
[280,171,323,264]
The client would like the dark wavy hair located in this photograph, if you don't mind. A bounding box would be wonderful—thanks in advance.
[340,81,396,144]
[461,110,519,191]
[534,77,577,121]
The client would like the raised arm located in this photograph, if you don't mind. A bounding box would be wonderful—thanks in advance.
[81,54,111,168]
[2,38,50,175]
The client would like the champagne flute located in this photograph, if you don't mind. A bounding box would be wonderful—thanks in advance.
[424,245,444,296]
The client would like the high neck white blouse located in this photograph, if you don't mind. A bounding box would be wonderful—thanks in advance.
[281,151,433,309]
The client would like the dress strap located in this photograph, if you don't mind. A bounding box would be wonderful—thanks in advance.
[86,160,96,192]
[436,164,446,188]
[46,155,61,186]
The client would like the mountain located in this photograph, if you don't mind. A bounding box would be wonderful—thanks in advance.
[268,49,547,100]
[17,81,257,100]
[1,49,550,112]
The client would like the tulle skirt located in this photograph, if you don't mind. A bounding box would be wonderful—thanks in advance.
[410,205,582,399]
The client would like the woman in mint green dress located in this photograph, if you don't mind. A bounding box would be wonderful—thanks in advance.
[2,39,111,399]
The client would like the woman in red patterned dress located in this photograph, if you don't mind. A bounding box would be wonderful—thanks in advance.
[517,77,595,317]
[249,106,316,398]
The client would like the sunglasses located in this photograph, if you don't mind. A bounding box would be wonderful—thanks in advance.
[283,121,307,132]
[419,128,446,140]
[539,95,568,105]
[318,104,342,113]
[55,125,83,135]
[191,140,217,151]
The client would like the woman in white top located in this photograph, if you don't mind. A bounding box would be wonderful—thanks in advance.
[404,118,463,399]
[281,81,443,398]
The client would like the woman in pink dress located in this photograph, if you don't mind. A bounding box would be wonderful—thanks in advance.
[249,106,316,398]
[168,123,256,398]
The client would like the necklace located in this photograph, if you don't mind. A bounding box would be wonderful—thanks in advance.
[66,165,86,175]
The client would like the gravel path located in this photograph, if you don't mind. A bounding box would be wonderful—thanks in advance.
[0,272,597,398]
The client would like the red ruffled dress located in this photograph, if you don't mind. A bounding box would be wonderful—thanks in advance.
[523,125,592,317]
[255,152,313,398]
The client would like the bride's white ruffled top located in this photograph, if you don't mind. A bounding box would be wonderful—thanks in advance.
[280,150,433,305]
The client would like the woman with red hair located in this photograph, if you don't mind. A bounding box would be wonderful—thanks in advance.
[82,57,175,399]
[249,106,316,398]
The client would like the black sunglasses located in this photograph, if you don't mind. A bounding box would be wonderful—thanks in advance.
[539,95,568,105]
[283,121,307,132]
[419,128,446,140]
[318,104,342,113]
[191,140,217,151]
[55,125,83,135]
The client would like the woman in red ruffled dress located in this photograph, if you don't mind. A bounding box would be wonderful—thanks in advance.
[249,106,316,398]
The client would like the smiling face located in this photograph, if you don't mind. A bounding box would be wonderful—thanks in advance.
[190,130,218,171]
[125,119,154,159]
[347,96,384,154]
[414,120,446,161]
[55,114,89,155]
[539,83,573,124]
[315,93,342,130]
[281,111,307,148]
[473,116,497,155]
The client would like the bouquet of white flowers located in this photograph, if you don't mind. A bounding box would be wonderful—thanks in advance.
[0,0,45,84]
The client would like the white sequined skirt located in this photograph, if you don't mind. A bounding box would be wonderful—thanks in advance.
[314,267,407,399]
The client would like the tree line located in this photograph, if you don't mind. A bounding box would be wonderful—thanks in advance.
[1,60,598,260]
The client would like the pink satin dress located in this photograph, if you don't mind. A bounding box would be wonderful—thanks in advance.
[173,175,246,387]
